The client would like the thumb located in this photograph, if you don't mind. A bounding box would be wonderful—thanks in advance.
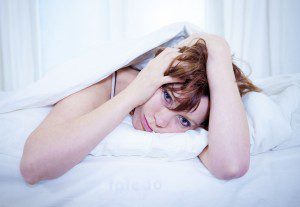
[162,76,184,85]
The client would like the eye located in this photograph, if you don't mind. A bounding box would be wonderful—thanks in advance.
[178,115,191,127]
[162,88,191,128]
[162,89,172,104]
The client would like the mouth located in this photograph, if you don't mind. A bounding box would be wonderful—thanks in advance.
[141,114,153,132]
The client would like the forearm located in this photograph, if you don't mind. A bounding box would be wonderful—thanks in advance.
[21,88,136,183]
[179,33,250,178]
[205,38,250,177]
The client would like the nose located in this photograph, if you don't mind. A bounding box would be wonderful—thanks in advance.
[154,108,173,128]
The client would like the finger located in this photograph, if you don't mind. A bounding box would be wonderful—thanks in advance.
[162,53,181,69]
[165,52,182,62]
[163,50,181,57]
[164,47,180,51]
[160,47,180,55]
[168,51,181,57]
[162,76,184,85]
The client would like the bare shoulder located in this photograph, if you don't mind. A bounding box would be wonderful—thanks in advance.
[33,65,140,133]
[115,66,139,95]
[33,73,113,131]
[117,66,139,80]
[33,66,140,132]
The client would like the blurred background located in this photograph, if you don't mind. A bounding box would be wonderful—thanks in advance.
[0,0,299,91]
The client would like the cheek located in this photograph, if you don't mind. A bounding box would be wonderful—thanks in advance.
[131,106,142,130]
[143,91,163,111]
[132,90,187,133]
[131,92,162,130]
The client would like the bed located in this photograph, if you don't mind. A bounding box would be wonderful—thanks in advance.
[0,22,300,207]
[0,75,300,207]
[0,122,300,207]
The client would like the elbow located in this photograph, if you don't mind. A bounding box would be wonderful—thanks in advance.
[215,161,250,180]
[20,157,42,185]
[219,166,249,180]
[20,136,42,185]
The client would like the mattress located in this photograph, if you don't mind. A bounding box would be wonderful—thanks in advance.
[0,146,300,207]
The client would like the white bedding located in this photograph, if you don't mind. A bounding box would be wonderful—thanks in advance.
[0,146,300,207]
[1,22,300,206]
[0,72,299,207]
[0,94,299,207]
[0,22,299,159]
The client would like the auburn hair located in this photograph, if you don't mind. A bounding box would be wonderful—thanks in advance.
[131,38,262,130]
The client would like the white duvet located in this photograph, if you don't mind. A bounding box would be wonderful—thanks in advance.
[1,22,300,207]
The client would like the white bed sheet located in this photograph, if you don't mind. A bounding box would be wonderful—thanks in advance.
[0,100,300,206]
[0,146,300,207]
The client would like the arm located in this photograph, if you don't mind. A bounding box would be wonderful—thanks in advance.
[21,83,136,185]
[21,49,181,185]
[177,33,250,179]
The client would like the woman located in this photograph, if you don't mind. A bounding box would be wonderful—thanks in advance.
[20,33,261,185]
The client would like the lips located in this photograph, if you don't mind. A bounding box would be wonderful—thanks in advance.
[142,115,153,132]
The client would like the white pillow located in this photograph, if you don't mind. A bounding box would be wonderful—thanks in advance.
[90,88,298,159]
[0,86,296,160]
[89,115,208,161]
[242,91,293,155]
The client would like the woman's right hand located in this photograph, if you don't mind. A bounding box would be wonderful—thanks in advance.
[175,33,205,48]
[125,47,183,106]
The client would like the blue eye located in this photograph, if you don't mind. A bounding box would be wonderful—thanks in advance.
[162,89,191,128]
[178,115,191,127]
[163,89,172,104]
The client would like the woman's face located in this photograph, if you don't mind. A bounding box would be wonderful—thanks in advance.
[131,85,210,133]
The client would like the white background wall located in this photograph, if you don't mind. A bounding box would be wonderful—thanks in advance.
[281,1,300,74]
[39,0,204,72]
[205,0,300,79]
[0,0,299,91]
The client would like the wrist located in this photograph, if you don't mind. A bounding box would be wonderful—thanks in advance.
[176,33,231,57]
[117,87,139,110]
